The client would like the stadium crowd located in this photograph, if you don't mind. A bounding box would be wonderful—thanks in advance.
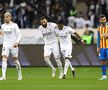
[0,0,108,29]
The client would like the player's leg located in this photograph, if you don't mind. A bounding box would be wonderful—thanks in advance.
[66,48,76,78]
[99,60,107,80]
[98,48,107,80]
[61,50,69,79]
[11,47,22,80]
[69,62,74,71]
[0,47,9,80]
[63,57,70,79]
[53,44,63,79]
[44,45,56,77]
[63,60,76,78]
[54,57,63,79]
[70,61,76,78]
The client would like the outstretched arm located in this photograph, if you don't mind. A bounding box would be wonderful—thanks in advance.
[72,32,85,45]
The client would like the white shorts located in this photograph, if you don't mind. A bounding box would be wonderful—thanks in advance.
[61,46,72,58]
[2,46,19,57]
[44,43,60,58]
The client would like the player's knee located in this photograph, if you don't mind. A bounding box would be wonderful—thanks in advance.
[2,55,8,60]
[55,58,62,65]
[100,60,106,65]
[44,56,50,62]
[65,58,70,62]
[13,57,18,61]
[55,58,60,62]
[44,56,50,59]
[65,55,72,59]
[13,59,20,65]
[65,57,71,60]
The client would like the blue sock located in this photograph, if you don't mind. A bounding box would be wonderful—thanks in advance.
[101,65,107,76]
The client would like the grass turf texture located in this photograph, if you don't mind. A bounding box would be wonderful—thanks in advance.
[0,67,108,90]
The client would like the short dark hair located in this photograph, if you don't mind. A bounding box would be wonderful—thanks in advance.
[40,17,46,20]
[57,20,64,24]
[99,15,107,23]
[99,15,106,19]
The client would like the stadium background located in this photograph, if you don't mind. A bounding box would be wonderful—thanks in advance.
[0,0,108,66]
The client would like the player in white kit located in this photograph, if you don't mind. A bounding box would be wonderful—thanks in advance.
[39,17,63,79]
[56,20,85,79]
[0,12,22,80]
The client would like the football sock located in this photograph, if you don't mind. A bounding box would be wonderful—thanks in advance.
[64,59,70,75]
[69,61,74,71]
[14,60,22,77]
[2,58,7,77]
[55,58,63,73]
[44,57,55,70]
[101,65,107,76]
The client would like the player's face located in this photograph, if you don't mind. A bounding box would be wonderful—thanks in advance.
[40,19,47,27]
[4,14,12,23]
[58,24,64,30]
[100,17,106,26]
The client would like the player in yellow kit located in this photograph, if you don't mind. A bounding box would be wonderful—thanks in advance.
[97,15,108,80]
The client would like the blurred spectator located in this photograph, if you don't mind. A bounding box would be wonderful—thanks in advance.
[67,6,77,28]
[69,7,77,17]
[74,12,85,28]
[16,3,27,28]
[68,16,75,28]
[99,0,107,15]
[50,0,60,21]
[82,30,93,45]
[0,4,3,27]
[87,0,108,28]
[26,5,35,28]
[83,16,91,28]
[46,0,51,16]
[89,11,95,27]
[89,0,96,13]
[0,0,107,28]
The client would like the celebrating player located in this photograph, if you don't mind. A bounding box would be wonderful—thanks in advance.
[0,12,22,80]
[56,20,85,79]
[39,17,63,79]
[97,15,108,80]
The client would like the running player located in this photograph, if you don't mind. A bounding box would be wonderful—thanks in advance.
[56,20,85,79]
[39,17,63,79]
[0,12,22,80]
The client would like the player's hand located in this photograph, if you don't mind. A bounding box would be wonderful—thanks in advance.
[13,43,18,48]
[97,48,100,53]
[81,40,86,45]
[0,31,3,37]
[101,33,108,39]
[104,36,108,39]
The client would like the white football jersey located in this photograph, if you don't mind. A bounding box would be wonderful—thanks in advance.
[39,22,58,45]
[56,26,76,48]
[1,21,21,47]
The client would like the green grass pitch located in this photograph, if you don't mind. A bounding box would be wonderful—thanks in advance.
[0,67,108,90]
